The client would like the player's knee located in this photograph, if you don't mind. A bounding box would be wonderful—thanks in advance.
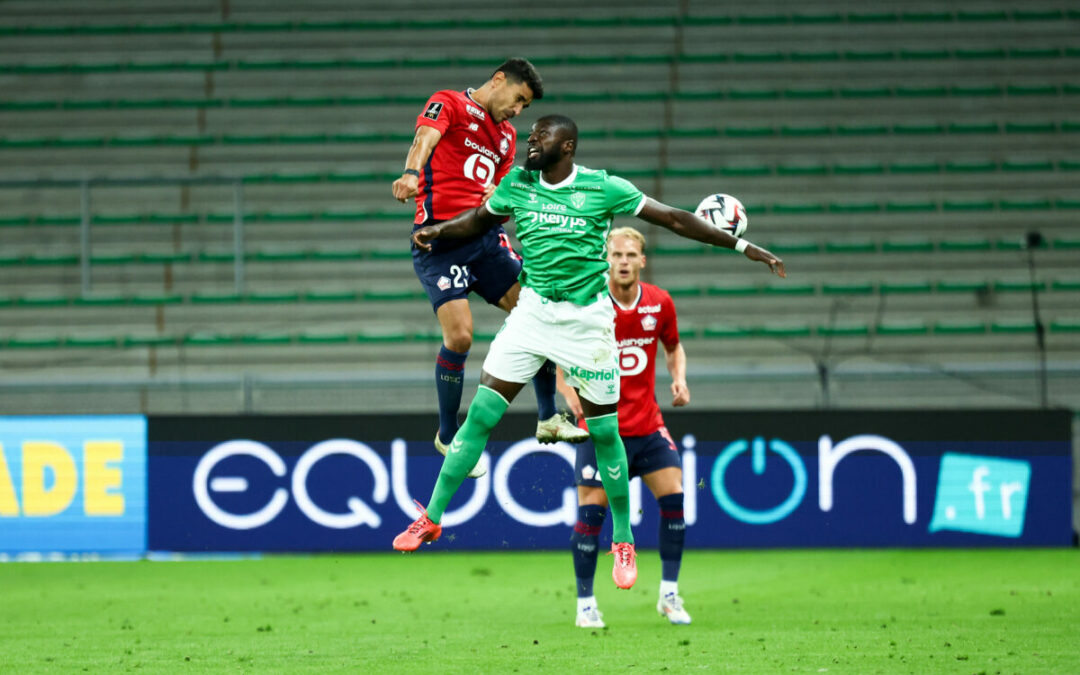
[464,387,508,434]
[442,330,472,353]
[587,416,619,447]
[579,487,609,508]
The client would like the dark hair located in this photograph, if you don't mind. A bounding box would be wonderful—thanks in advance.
[494,58,544,100]
[538,114,578,145]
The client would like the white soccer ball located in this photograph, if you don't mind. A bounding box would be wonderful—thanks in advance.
[694,193,748,237]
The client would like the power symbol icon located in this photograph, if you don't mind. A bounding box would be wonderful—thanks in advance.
[711,436,807,524]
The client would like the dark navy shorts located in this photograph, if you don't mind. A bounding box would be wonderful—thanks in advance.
[411,220,522,312]
[575,427,681,487]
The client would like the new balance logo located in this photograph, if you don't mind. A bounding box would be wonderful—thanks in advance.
[606,465,622,480]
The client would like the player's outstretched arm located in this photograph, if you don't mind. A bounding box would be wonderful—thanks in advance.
[410,206,501,251]
[392,126,443,203]
[637,198,786,277]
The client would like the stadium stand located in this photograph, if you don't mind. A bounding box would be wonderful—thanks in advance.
[1,0,1077,412]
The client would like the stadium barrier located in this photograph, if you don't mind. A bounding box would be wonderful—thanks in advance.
[0,410,1072,558]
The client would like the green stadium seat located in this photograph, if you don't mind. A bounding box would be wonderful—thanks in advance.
[942,200,994,212]
[890,162,940,174]
[937,280,989,293]
[757,324,814,338]
[896,85,948,97]
[945,160,996,172]
[901,11,952,23]
[305,289,359,302]
[65,334,119,348]
[880,281,934,294]
[184,332,235,345]
[706,283,758,296]
[16,294,69,307]
[993,281,1046,293]
[140,252,193,264]
[1051,279,1080,291]
[123,334,178,347]
[73,294,126,306]
[876,320,931,336]
[246,290,302,303]
[6,335,63,349]
[1050,319,1080,333]
[777,164,827,176]
[131,293,183,306]
[26,253,79,265]
[834,163,885,175]
[990,321,1036,333]
[934,320,986,334]
[822,282,874,295]
[363,289,424,302]
[881,240,934,253]
[191,291,243,304]
[762,283,815,295]
[298,331,350,344]
[240,333,293,345]
[703,324,753,339]
[939,239,993,252]
[1002,160,1054,172]
[357,330,408,343]
[665,285,701,298]
[768,241,821,254]
[818,323,870,336]
[825,241,877,254]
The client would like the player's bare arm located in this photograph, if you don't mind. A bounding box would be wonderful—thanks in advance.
[664,342,690,407]
[637,198,786,278]
[410,206,500,251]
[392,126,443,202]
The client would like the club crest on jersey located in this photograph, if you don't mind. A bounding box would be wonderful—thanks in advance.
[437,276,451,291]
[499,137,510,155]
[466,104,485,120]
[641,314,657,331]
[423,102,443,120]
[571,192,587,209]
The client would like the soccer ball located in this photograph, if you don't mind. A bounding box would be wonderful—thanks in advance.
[694,193,748,237]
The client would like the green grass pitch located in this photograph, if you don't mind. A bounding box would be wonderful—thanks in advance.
[1,549,1077,673]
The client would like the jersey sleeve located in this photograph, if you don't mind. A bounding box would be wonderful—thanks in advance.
[415,91,456,135]
[659,291,681,349]
[484,168,518,216]
[605,174,648,216]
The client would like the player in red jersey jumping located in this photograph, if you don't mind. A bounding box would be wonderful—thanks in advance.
[392,59,587,477]
[557,226,694,627]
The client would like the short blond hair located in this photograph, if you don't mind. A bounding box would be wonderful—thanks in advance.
[607,226,646,251]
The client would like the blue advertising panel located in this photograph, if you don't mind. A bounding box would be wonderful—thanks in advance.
[147,411,1073,552]
[0,416,147,556]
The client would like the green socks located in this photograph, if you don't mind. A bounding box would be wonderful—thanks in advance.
[585,413,634,544]
[426,385,508,523]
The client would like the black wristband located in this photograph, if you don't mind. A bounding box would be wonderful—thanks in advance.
[403,168,420,177]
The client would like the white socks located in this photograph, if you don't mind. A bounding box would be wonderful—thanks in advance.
[660,580,679,598]
[577,596,598,612]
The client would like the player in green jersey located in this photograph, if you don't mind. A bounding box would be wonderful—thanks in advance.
[393,115,785,590]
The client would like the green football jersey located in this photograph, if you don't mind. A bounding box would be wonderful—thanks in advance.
[485,164,646,305]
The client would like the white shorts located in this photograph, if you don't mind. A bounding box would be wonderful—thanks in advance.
[483,286,620,405]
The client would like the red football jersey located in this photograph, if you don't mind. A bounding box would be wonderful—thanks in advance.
[612,282,680,437]
[413,89,517,223]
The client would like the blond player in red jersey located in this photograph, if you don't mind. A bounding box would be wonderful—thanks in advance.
[558,226,694,627]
